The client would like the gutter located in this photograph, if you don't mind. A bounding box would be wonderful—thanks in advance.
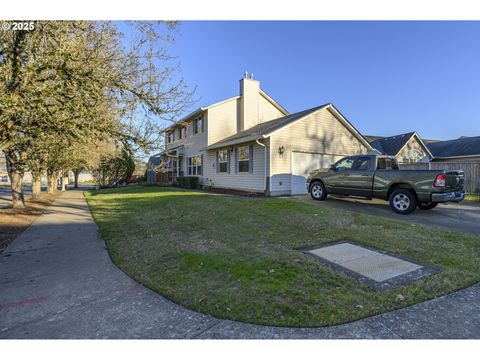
[256,139,268,195]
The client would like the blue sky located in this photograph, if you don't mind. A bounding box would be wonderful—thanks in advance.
[170,21,480,140]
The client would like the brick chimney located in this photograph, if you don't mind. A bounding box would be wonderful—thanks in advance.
[238,71,260,132]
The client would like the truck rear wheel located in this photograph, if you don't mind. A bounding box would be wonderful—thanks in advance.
[417,201,438,210]
[310,181,327,201]
[389,189,417,214]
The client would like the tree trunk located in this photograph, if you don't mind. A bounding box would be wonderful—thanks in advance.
[5,151,25,208]
[31,171,42,199]
[47,170,59,194]
[60,174,66,192]
[74,169,80,188]
[9,168,25,208]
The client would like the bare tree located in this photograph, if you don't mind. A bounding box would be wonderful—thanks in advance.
[0,21,195,207]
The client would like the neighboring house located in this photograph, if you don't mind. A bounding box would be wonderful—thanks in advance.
[366,132,433,163]
[427,136,480,162]
[147,154,161,183]
[148,73,373,195]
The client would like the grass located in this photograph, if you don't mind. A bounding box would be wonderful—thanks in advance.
[465,193,480,202]
[85,186,480,327]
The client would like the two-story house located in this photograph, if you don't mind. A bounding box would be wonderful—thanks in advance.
[147,73,373,196]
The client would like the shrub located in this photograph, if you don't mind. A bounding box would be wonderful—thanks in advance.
[177,176,199,189]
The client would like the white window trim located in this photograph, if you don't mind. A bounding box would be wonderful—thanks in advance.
[238,145,250,173]
[188,155,202,176]
[218,150,228,173]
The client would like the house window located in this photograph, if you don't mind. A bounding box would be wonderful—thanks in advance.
[177,126,184,140]
[188,155,202,175]
[218,150,228,173]
[238,146,250,172]
[193,116,203,135]
[166,132,174,144]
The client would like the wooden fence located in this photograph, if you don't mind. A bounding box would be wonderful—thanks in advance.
[399,162,480,193]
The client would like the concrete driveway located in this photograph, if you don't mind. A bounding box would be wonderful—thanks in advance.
[293,195,480,235]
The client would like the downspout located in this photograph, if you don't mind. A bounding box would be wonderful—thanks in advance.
[256,139,267,195]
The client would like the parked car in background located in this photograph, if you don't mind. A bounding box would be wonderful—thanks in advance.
[127,176,138,184]
[307,155,465,214]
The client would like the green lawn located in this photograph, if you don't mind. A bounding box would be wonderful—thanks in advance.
[85,186,480,327]
[465,193,480,202]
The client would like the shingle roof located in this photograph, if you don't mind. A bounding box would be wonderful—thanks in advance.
[148,154,161,166]
[206,104,329,150]
[364,135,385,143]
[368,132,416,156]
[427,136,480,158]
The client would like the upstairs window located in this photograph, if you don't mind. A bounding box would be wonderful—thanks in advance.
[166,132,174,144]
[177,126,184,140]
[193,115,204,135]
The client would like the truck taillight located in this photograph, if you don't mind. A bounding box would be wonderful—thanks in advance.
[434,174,447,188]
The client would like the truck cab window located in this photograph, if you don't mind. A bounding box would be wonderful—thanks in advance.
[334,157,355,171]
[377,157,399,170]
[353,157,371,171]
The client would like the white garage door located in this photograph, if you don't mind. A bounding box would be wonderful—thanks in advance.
[291,152,344,195]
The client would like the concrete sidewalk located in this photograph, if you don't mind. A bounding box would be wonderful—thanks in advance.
[1,191,479,339]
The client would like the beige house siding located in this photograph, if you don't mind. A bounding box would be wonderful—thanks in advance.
[172,111,208,180]
[204,140,269,192]
[269,107,369,195]
[165,113,201,152]
[258,93,285,123]
[207,98,239,145]
[397,135,431,163]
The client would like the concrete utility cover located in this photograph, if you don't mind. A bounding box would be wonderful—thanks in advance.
[309,243,422,282]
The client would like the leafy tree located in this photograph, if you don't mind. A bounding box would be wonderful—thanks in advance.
[94,146,135,187]
[0,21,194,207]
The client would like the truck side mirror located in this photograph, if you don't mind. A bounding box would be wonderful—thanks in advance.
[330,164,336,171]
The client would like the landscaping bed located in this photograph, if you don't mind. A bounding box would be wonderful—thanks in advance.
[0,193,58,251]
[85,186,480,327]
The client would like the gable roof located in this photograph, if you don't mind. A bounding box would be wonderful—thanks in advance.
[147,154,161,166]
[427,136,480,158]
[206,103,374,151]
[162,89,289,134]
[369,131,434,159]
[368,132,416,156]
[259,89,289,115]
[364,135,385,143]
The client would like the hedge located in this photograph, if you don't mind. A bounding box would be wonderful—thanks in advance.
[176,176,199,189]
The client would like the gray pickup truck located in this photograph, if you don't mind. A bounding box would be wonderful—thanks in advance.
[307,155,465,214]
